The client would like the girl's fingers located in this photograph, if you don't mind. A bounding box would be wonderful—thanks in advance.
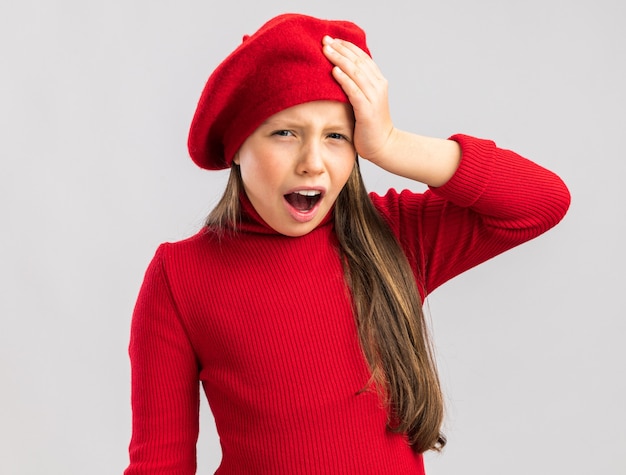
[322,35,389,114]
[323,36,380,76]
[322,36,393,161]
[330,65,367,106]
[322,37,380,96]
[328,37,384,80]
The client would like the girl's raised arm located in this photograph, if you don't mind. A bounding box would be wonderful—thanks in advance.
[323,36,570,295]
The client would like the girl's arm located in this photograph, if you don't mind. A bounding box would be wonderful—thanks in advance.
[323,36,570,295]
[369,134,571,294]
[125,245,199,474]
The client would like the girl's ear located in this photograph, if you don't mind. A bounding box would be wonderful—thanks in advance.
[233,152,240,165]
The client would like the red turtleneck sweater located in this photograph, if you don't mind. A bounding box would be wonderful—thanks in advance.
[125,135,570,474]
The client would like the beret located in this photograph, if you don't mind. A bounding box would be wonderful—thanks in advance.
[187,13,370,170]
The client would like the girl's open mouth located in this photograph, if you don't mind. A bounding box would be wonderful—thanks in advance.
[284,190,322,212]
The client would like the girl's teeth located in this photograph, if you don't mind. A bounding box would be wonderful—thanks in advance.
[295,190,321,197]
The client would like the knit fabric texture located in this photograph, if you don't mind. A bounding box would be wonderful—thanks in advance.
[187,13,370,170]
[125,135,571,474]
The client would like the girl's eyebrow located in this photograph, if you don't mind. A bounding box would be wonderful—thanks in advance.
[261,119,352,131]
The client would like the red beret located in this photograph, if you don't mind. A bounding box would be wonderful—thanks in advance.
[187,13,370,170]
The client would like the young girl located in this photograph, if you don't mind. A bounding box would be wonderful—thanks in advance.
[125,13,570,474]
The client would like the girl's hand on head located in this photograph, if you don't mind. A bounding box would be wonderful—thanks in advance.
[322,36,397,165]
[323,35,460,186]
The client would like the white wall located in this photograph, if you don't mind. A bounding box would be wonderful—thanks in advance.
[1,0,624,473]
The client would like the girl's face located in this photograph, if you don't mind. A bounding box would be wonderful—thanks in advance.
[234,100,356,237]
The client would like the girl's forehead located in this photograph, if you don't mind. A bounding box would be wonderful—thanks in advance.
[262,101,354,124]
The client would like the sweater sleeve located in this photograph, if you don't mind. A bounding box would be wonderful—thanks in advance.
[371,134,571,296]
[125,244,200,474]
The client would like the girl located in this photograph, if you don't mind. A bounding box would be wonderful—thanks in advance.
[125,13,570,474]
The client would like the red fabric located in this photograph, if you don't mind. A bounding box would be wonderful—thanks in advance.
[187,13,370,170]
[125,135,570,474]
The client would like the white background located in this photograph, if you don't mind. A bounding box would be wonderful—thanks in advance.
[1,0,624,474]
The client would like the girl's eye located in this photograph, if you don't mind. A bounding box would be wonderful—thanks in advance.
[272,130,293,137]
[328,133,347,140]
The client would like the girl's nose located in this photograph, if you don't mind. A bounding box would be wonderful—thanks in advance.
[296,141,325,176]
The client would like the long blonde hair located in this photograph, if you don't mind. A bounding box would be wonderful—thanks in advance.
[207,162,445,453]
